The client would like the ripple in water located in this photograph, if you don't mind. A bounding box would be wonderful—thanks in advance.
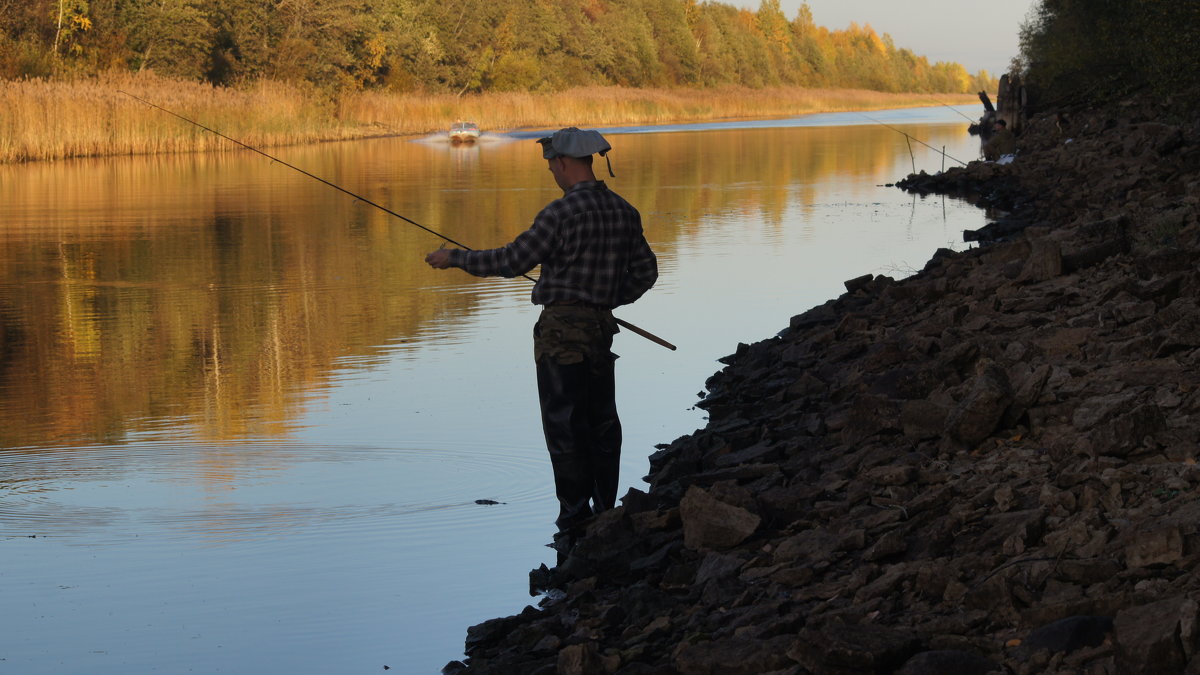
[0,440,549,545]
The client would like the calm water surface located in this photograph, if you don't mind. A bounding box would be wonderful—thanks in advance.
[0,107,987,673]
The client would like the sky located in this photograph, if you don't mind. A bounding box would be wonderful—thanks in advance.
[724,0,1040,76]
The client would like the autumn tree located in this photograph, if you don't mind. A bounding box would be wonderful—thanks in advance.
[790,3,829,86]
[122,0,214,78]
[0,0,56,77]
[0,0,996,95]
[52,0,92,57]
[756,0,799,84]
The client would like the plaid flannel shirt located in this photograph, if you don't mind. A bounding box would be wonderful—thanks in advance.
[449,181,657,308]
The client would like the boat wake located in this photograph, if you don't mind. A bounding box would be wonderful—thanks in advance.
[412,132,516,146]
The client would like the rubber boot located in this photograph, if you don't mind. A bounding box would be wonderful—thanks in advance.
[585,366,621,514]
[538,358,594,538]
[548,451,593,535]
[537,350,623,564]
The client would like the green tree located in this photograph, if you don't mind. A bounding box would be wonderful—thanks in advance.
[0,0,58,76]
[52,0,92,57]
[412,0,515,93]
[790,2,827,86]
[641,0,699,85]
[1,0,996,96]
[201,0,275,84]
[268,0,379,88]
[595,0,663,87]
[756,0,798,84]
[1017,0,1200,107]
[710,4,773,88]
[122,0,214,78]
[369,0,442,92]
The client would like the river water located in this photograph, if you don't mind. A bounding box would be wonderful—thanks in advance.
[0,106,986,673]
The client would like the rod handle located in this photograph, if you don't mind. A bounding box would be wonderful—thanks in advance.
[615,318,677,351]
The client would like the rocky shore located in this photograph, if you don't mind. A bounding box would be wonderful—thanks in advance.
[445,99,1200,675]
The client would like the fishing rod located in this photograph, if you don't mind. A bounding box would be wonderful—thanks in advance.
[858,112,968,167]
[119,91,677,351]
[929,99,978,123]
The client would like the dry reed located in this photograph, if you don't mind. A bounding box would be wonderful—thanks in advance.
[343,86,977,132]
[0,73,354,163]
[1,73,977,163]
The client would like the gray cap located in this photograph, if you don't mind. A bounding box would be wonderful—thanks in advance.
[537,127,611,159]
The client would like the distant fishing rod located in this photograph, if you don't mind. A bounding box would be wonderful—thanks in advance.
[119,91,677,351]
[858,112,968,168]
[929,99,978,123]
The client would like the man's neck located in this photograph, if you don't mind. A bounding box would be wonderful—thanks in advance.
[562,170,598,191]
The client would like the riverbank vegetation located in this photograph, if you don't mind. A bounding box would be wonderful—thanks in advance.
[1019,0,1200,109]
[0,73,975,163]
[1,0,993,163]
[2,1,993,95]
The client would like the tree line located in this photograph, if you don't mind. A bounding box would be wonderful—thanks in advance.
[1019,0,1200,108]
[1,0,993,95]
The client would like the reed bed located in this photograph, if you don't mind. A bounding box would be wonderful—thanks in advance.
[343,86,977,132]
[0,73,354,163]
[1,73,977,163]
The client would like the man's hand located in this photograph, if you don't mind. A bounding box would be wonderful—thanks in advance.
[425,248,455,269]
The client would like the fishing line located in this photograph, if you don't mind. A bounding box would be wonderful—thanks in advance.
[119,91,676,351]
[858,112,968,167]
[929,99,979,123]
[119,90,475,250]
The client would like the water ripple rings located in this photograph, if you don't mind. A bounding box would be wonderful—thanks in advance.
[0,441,548,543]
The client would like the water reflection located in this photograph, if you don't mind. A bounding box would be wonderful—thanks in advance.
[0,108,986,673]
[0,116,970,449]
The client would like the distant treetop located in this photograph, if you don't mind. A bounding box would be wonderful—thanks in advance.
[0,0,996,95]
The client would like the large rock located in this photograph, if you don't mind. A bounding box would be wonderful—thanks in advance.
[896,650,1002,675]
[557,642,606,675]
[679,485,760,551]
[672,635,794,674]
[1123,526,1185,568]
[788,624,922,673]
[1021,615,1114,655]
[944,360,1013,448]
[1115,597,1200,674]
[1018,236,1063,283]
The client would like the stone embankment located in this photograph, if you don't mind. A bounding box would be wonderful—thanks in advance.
[445,99,1200,675]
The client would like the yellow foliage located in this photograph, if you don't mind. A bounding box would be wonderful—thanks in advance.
[364,36,387,71]
[0,73,977,164]
[860,24,887,55]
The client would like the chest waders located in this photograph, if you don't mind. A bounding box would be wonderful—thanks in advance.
[534,305,622,562]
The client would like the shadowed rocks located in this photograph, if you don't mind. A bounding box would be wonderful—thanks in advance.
[448,98,1200,674]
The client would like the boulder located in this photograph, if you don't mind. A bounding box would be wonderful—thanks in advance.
[679,485,761,550]
[896,650,1002,675]
[945,360,1013,448]
[1021,615,1114,655]
[1114,598,1200,674]
[788,624,922,674]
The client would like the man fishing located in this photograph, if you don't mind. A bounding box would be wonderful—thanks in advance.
[424,127,658,562]
[984,118,1017,161]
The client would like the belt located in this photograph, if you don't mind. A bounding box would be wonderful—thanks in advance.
[543,300,611,311]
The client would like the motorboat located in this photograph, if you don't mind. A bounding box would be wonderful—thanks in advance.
[449,121,480,144]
